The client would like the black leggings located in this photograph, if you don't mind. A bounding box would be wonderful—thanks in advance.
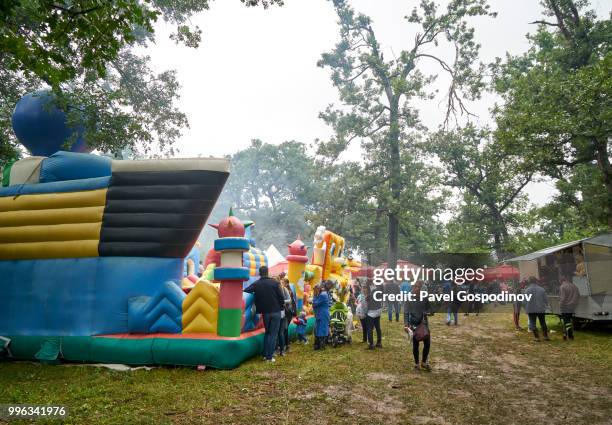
[413,335,430,364]
[366,315,381,346]
[360,318,367,342]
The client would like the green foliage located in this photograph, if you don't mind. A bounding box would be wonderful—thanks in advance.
[428,125,533,258]
[0,0,283,163]
[492,0,612,229]
[202,140,317,254]
[0,60,40,166]
[0,0,157,86]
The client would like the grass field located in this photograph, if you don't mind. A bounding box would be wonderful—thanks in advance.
[1,307,611,425]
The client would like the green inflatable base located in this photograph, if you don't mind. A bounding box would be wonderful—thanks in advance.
[5,317,315,369]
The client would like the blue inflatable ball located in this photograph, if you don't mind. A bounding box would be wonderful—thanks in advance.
[11,91,89,157]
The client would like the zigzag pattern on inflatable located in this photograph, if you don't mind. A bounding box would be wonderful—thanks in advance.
[0,93,315,368]
[182,280,219,333]
[0,150,314,368]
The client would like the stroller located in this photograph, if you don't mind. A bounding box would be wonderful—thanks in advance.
[329,301,352,347]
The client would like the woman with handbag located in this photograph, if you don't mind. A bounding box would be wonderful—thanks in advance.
[405,280,432,371]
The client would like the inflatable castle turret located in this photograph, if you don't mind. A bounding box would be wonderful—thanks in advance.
[210,209,250,337]
[286,236,308,313]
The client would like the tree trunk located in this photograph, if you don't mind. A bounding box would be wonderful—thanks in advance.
[492,217,509,261]
[595,138,612,230]
[387,100,401,269]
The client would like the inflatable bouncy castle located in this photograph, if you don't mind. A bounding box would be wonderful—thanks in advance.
[0,93,313,368]
[305,226,352,303]
[280,226,354,315]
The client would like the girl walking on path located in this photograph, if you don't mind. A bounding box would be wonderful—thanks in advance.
[405,280,432,371]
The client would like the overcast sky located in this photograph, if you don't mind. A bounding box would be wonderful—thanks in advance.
[143,0,609,205]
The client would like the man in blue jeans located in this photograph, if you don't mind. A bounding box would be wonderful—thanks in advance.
[244,266,285,362]
[385,280,401,322]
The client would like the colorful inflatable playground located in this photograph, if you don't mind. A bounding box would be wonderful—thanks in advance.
[0,92,361,368]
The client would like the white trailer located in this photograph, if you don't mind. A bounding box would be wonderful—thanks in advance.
[507,234,612,322]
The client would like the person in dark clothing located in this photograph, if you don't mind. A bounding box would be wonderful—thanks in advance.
[405,280,432,371]
[365,282,383,349]
[559,276,580,340]
[279,278,296,353]
[523,276,550,342]
[465,282,481,316]
[276,278,293,356]
[446,282,463,325]
[244,266,285,362]
[385,281,401,322]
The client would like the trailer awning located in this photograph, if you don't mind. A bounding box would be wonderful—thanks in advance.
[507,233,612,262]
[506,239,586,262]
[584,234,612,248]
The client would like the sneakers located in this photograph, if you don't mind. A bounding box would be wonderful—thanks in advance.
[264,357,276,363]
[420,363,431,372]
[375,343,383,349]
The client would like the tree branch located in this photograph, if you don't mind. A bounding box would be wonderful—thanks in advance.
[529,20,559,27]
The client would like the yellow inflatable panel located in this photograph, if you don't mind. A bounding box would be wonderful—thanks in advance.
[305,264,322,286]
[0,222,101,243]
[182,280,220,333]
[0,206,104,227]
[0,189,107,212]
[0,240,99,260]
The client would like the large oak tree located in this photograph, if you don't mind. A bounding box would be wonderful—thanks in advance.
[317,0,495,267]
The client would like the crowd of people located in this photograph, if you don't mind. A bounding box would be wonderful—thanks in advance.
[245,265,582,365]
[244,266,346,362]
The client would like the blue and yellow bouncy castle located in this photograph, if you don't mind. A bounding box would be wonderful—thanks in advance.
[0,93,312,368]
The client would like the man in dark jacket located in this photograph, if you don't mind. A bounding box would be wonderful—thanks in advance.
[524,276,550,342]
[244,266,285,362]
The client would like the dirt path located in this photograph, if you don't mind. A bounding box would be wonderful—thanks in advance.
[305,310,612,425]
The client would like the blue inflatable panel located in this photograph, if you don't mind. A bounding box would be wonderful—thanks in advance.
[0,176,110,197]
[0,257,183,336]
[242,292,261,332]
[127,281,184,334]
[39,152,111,183]
[214,238,250,251]
[213,267,250,281]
